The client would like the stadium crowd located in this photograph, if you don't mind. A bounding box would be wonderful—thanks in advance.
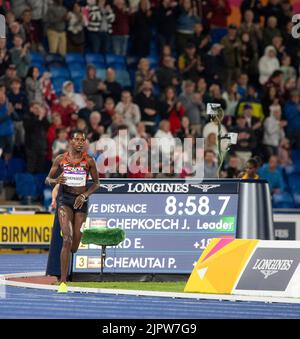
[0,0,300,207]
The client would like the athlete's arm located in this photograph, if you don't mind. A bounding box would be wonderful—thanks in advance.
[73,156,99,210]
[51,184,60,209]
[45,155,66,188]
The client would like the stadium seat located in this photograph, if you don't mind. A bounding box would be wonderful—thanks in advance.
[85,53,106,67]
[106,54,126,68]
[49,66,70,78]
[272,192,295,208]
[15,173,37,202]
[30,51,44,64]
[34,173,47,197]
[72,77,83,92]
[147,55,158,69]
[65,53,85,65]
[69,67,85,79]
[6,158,26,182]
[126,56,139,69]
[52,77,69,95]
[115,69,131,88]
[0,159,6,181]
[45,53,66,67]
[287,173,300,193]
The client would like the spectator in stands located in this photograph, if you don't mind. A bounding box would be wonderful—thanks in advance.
[0,85,14,160]
[236,85,264,120]
[62,80,86,110]
[230,115,254,169]
[135,58,156,94]
[258,155,286,194]
[24,0,48,44]
[22,8,43,52]
[0,38,11,77]
[178,42,204,82]
[51,95,77,128]
[280,54,296,83]
[10,34,31,79]
[101,96,117,129]
[176,0,200,54]
[7,21,26,49]
[0,64,17,89]
[159,86,185,134]
[205,132,218,154]
[40,72,57,107]
[155,55,179,92]
[204,149,218,178]
[192,22,210,57]
[155,0,179,52]
[236,73,249,98]
[66,1,85,53]
[134,79,159,136]
[23,102,49,173]
[46,112,64,162]
[99,68,123,104]
[87,111,104,142]
[111,0,130,56]
[115,90,141,136]
[271,35,284,62]
[202,43,225,86]
[263,103,287,158]
[222,82,240,125]
[278,137,294,174]
[179,80,205,134]
[82,64,103,109]
[52,127,68,161]
[176,115,196,141]
[258,45,280,85]
[221,24,242,89]
[76,117,89,135]
[25,66,43,105]
[154,119,176,157]
[240,31,257,78]
[98,0,116,54]
[262,16,281,48]
[239,9,262,50]
[209,83,227,111]
[8,77,28,149]
[240,0,262,24]
[262,0,283,29]
[223,154,240,178]
[209,0,231,28]
[284,89,300,149]
[45,0,68,56]
[131,0,153,58]
[10,1,28,19]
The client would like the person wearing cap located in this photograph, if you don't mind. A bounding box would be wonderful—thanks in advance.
[284,89,300,148]
[220,23,242,89]
[178,41,204,82]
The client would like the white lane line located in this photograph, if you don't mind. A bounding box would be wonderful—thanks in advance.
[1,271,300,304]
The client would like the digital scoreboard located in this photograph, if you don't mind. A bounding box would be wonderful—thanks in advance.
[72,180,239,275]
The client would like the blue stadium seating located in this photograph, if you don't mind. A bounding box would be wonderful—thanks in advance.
[30,51,44,64]
[34,173,47,197]
[0,159,6,181]
[72,77,83,92]
[272,192,295,208]
[45,53,66,67]
[147,55,159,69]
[49,66,70,78]
[15,173,37,200]
[126,56,139,69]
[32,61,46,74]
[106,54,126,68]
[6,158,26,182]
[287,173,300,193]
[52,77,69,95]
[65,53,85,65]
[85,53,106,67]
[210,28,228,44]
[69,67,85,79]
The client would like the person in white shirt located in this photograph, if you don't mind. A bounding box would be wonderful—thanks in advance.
[258,45,280,85]
[115,90,141,136]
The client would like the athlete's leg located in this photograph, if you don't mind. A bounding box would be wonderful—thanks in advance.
[58,205,74,283]
[71,212,87,253]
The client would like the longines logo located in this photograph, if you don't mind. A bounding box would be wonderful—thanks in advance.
[100,184,126,191]
[128,183,189,193]
[252,259,293,279]
[190,184,221,192]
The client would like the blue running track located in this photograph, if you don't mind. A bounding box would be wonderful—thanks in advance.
[1,254,300,319]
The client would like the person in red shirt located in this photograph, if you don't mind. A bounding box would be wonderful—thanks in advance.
[51,95,77,128]
[208,0,231,28]
[46,112,65,161]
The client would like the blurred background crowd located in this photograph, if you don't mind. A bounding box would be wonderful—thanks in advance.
[0,0,300,208]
